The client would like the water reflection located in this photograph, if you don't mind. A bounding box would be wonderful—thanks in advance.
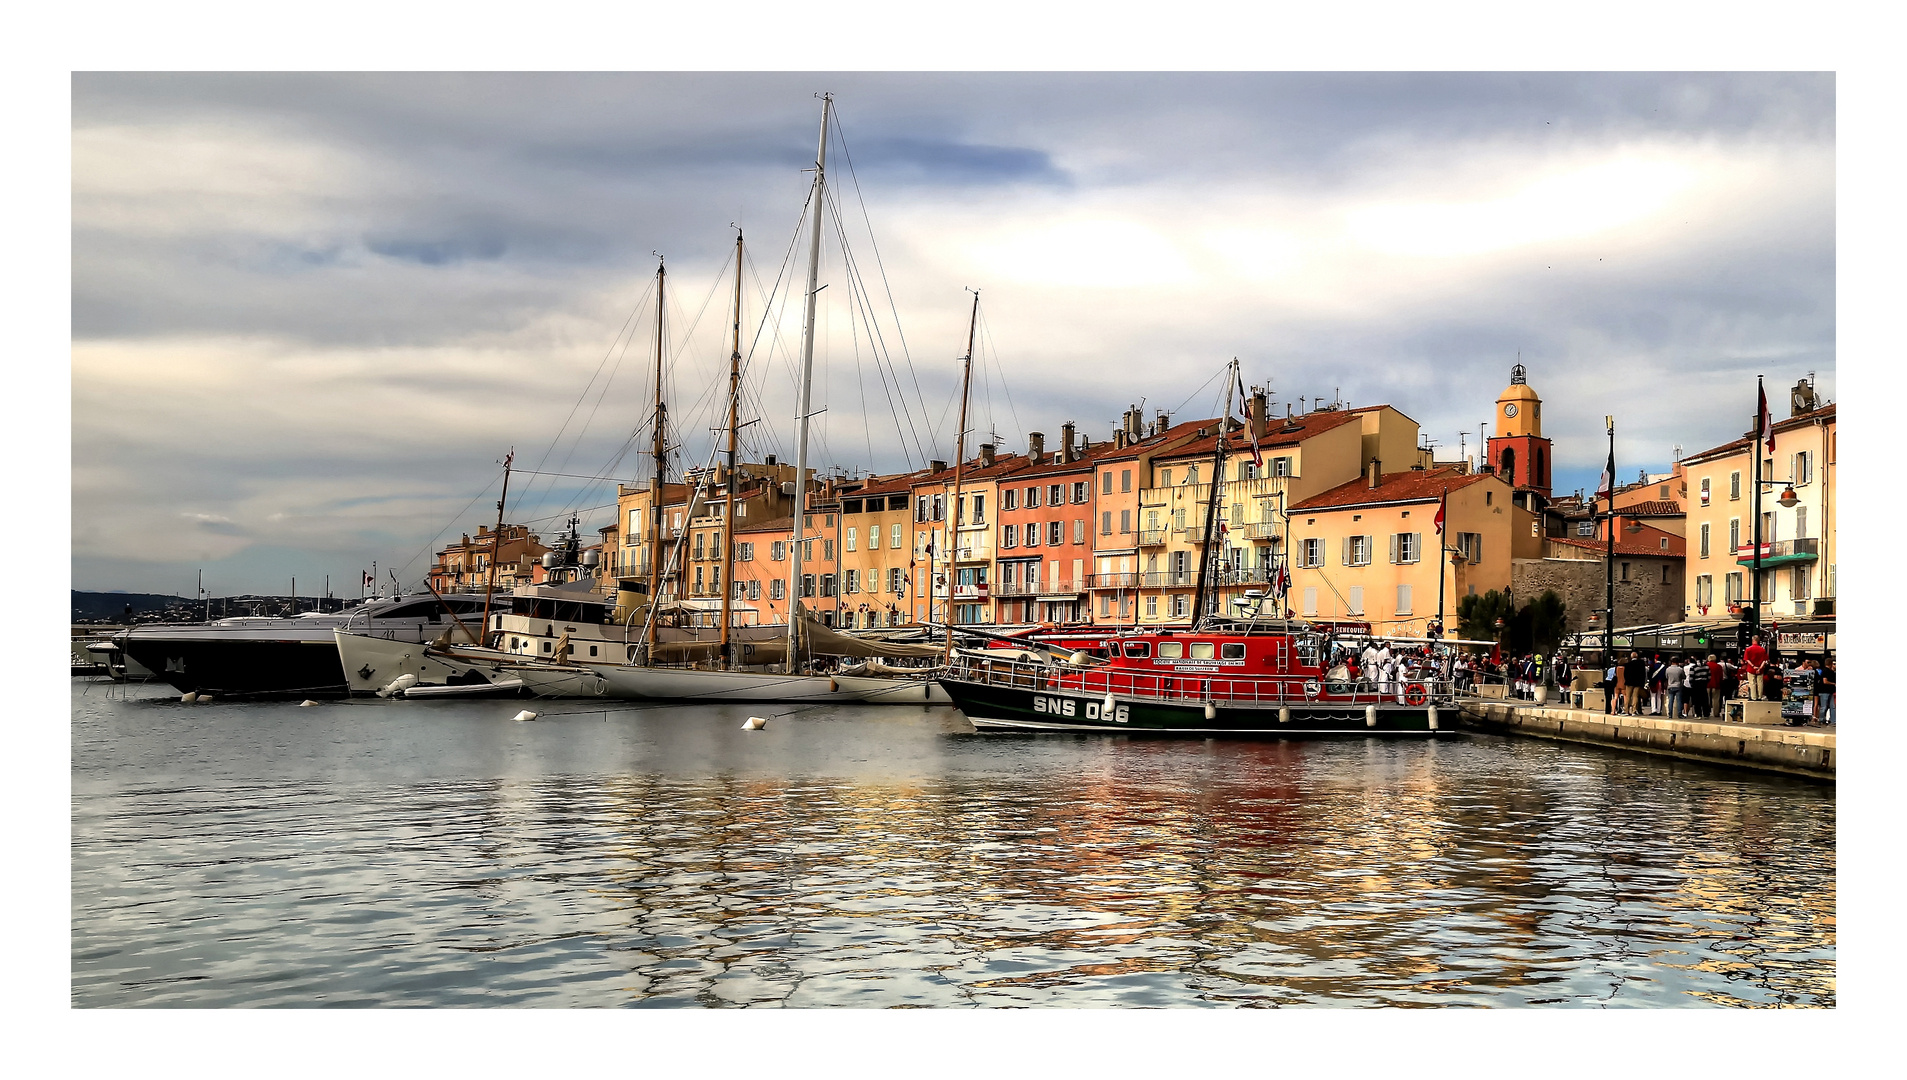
[71,683,1833,1007]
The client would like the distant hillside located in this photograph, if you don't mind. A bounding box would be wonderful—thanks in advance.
[71,591,191,621]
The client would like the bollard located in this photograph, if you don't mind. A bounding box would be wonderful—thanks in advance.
[1366,704,1378,728]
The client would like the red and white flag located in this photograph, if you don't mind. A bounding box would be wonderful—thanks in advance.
[1434,489,1447,535]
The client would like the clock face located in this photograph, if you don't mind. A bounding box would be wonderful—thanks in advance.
[1504,403,1519,418]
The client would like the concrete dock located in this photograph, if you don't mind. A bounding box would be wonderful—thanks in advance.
[1458,699,1834,781]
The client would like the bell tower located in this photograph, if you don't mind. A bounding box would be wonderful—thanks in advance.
[1485,363,1552,500]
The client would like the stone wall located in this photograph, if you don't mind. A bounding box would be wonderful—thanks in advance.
[1512,556,1684,633]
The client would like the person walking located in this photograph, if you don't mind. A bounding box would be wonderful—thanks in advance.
[1817,660,1835,725]
[1648,654,1668,715]
[1621,651,1647,716]
[1743,636,1769,700]
[1664,656,1686,719]
[1716,652,1731,721]
[1603,655,1618,714]
[1687,651,1711,717]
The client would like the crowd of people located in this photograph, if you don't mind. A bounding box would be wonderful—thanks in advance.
[1579,641,1836,725]
[1311,632,1836,725]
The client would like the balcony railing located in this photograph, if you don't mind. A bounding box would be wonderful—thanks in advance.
[1240,522,1282,540]
[1137,529,1170,547]
[997,579,1085,598]
[1089,572,1140,589]
[1139,571,1195,588]
[1734,537,1820,564]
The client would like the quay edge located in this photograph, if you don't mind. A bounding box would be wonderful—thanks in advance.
[1458,700,1833,781]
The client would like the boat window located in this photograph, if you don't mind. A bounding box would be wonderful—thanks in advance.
[1221,643,1246,660]
[1157,641,1183,659]
[1123,642,1151,658]
[1189,642,1215,660]
[373,602,440,620]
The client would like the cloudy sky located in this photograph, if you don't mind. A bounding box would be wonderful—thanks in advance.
[71,72,1834,597]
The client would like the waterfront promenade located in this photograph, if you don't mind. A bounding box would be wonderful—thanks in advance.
[1459,697,1834,781]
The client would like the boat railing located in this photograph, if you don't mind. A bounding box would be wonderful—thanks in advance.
[946,654,1459,706]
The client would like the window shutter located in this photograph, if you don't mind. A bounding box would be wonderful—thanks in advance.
[1412,533,1422,564]
[1342,537,1351,565]
[1389,534,1398,563]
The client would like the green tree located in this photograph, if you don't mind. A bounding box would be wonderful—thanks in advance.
[1523,590,1568,655]
[1457,589,1514,648]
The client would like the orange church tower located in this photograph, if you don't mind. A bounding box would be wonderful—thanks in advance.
[1485,363,1552,501]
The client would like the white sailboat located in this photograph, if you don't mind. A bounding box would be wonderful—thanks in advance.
[508,94,949,704]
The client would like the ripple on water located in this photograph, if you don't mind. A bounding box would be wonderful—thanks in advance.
[71,684,1834,1007]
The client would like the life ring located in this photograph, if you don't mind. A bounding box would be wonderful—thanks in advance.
[1303,679,1321,699]
[1404,683,1429,707]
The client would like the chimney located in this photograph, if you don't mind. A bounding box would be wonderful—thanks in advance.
[1155,410,1170,435]
[979,443,996,467]
[1028,431,1045,464]
[930,459,947,474]
[1060,422,1076,463]
[1125,405,1142,441]
[1367,457,1382,489]
[1250,389,1268,441]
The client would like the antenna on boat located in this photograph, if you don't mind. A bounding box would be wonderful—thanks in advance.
[479,452,512,638]
[647,253,667,666]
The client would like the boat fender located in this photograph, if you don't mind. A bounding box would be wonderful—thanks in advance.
[1204,701,1217,721]
[1070,651,1090,666]
[742,715,769,730]
[1278,705,1290,724]
[298,699,320,707]
[1428,706,1439,730]
[829,678,839,693]
[196,694,213,703]
[1366,704,1378,728]
[1103,693,1117,718]
[180,692,198,704]
[378,673,419,698]
[513,710,538,722]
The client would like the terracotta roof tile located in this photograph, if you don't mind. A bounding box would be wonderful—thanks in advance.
[1291,465,1488,511]
[1620,500,1684,516]
[1154,409,1362,462]
[1548,535,1681,558]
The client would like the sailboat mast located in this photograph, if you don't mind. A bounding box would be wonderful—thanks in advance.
[1190,358,1237,627]
[720,230,743,669]
[647,257,667,663]
[479,449,513,646]
[943,289,979,661]
[786,94,831,673]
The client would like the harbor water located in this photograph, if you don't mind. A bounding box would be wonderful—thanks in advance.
[72,680,1835,1007]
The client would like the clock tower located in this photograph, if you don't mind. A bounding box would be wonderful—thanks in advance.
[1486,363,1552,500]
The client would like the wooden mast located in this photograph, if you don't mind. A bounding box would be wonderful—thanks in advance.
[720,229,743,668]
[647,256,667,664]
[479,449,513,647]
[943,289,979,662]
[786,93,830,674]
[1190,358,1237,628]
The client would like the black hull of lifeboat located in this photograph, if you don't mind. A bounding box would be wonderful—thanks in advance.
[938,677,1452,736]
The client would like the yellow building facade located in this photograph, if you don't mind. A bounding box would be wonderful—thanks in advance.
[1287,467,1535,633]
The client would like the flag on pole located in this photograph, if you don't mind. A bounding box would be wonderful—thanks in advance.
[1272,563,1290,599]
[1757,378,1774,453]
[1434,488,1446,535]
[1595,452,1613,502]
